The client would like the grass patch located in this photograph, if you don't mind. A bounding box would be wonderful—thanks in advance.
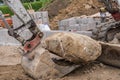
[0,1,51,15]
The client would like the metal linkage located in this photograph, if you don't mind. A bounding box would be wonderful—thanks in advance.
[92,20,120,41]
[2,0,43,59]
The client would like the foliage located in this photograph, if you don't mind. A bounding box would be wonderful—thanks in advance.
[21,0,51,3]
[21,0,34,3]
[0,0,51,15]
[0,1,42,15]
[39,0,52,8]
[0,5,13,15]
[24,1,42,11]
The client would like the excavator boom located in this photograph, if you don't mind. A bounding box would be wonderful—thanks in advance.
[2,0,43,59]
[101,0,120,20]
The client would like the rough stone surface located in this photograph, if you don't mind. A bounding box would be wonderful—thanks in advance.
[44,32,101,63]
[59,17,97,31]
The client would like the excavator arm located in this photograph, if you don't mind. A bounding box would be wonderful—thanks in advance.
[1,0,43,59]
[101,0,120,20]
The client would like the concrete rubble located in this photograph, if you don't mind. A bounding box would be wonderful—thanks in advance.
[0,29,20,46]
[58,12,111,31]
[0,12,102,46]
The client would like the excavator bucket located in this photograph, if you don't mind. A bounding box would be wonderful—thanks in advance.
[97,42,120,68]
[21,46,80,80]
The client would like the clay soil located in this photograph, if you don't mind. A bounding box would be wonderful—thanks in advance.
[0,62,120,80]
[0,46,32,80]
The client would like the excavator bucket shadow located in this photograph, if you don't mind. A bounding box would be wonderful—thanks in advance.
[21,47,80,80]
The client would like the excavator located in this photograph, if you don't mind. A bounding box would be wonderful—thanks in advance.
[93,0,120,42]
[0,0,81,79]
[0,0,120,80]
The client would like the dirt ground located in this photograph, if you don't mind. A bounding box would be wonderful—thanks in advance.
[0,0,120,80]
[0,62,120,80]
[42,0,104,29]
[0,65,33,80]
[0,46,120,80]
[0,46,32,80]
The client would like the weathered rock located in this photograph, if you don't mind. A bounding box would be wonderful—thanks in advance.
[44,32,101,63]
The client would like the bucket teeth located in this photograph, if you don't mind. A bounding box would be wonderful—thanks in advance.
[52,58,75,66]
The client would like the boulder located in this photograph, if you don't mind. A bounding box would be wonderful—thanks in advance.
[44,32,101,63]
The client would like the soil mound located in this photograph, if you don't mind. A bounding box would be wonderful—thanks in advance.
[42,0,103,29]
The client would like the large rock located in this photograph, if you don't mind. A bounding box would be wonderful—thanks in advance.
[44,32,101,63]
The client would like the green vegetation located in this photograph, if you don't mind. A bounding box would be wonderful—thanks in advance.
[39,0,52,8]
[0,0,51,15]
[0,5,13,15]
[23,1,42,11]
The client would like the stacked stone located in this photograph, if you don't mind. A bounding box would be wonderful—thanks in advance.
[59,17,101,31]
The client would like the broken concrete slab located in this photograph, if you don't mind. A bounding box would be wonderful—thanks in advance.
[58,17,98,31]
[58,12,112,31]
[0,29,20,46]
